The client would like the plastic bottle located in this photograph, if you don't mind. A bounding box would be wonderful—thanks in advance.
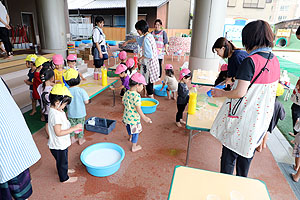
[94,71,98,80]
[102,65,108,86]
[188,85,197,115]
[134,54,138,68]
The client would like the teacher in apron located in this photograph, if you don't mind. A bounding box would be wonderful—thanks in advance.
[123,20,160,98]
[210,20,280,177]
[92,16,108,73]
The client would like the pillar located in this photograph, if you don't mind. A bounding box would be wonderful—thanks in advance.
[36,0,68,56]
[126,0,138,34]
[188,0,227,72]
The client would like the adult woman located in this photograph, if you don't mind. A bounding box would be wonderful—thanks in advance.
[151,19,169,78]
[210,20,280,177]
[92,16,108,72]
[123,20,160,98]
[212,37,248,85]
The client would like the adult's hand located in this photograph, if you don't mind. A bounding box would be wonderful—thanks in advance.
[5,24,11,30]
[211,88,225,97]
[122,41,128,47]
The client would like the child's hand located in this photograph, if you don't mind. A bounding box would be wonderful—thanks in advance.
[75,124,83,130]
[110,87,115,91]
[24,80,29,85]
[143,116,152,123]
[160,87,163,91]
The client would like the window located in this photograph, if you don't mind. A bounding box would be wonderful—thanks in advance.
[227,0,237,7]
[113,15,125,27]
[280,5,289,11]
[243,0,266,8]
[266,0,272,3]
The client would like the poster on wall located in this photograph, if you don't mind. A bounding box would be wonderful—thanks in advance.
[223,24,244,41]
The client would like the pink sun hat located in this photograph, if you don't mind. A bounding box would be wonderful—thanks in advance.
[179,68,191,80]
[52,54,64,65]
[118,51,127,60]
[131,72,146,85]
[67,54,77,61]
[165,64,173,70]
[220,64,228,71]
[126,58,135,68]
[115,64,127,74]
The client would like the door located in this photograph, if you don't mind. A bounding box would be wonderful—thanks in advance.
[21,12,36,44]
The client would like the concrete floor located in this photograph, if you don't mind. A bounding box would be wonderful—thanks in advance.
[29,55,297,200]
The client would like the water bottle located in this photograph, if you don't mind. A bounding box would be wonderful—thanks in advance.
[188,85,197,115]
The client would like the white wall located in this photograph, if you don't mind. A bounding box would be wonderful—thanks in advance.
[167,0,191,29]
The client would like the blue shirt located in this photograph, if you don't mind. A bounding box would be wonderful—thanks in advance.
[136,33,153,59]
[0,78,41,183]
[67,87,89,118]
[228,50,249,78]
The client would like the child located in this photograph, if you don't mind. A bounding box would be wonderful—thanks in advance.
[64,69,90,145]
[126,58,138,78]
[24,54,38,115]
[33,56,50,120]
[214,64,228,86]
[53,54,66,84]
[176,68,191,127]
[292,119,300,182]
[122,72,151,152]
[256,84,285,152]
[118,51,127,64]
[48,84,82,183]
[37,67,55,138]
[113,64,130,97]
[66,54,86,81]
[160,64,178,100]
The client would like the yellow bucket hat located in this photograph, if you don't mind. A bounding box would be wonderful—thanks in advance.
[276,83,284,96]
[50,84,73,98]
[25,54,38,63]
[63,68,79,81]
[35,56,50,67]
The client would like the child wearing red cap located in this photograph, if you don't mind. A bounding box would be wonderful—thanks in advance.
[53,54,66,84]
[122,73,152,152]
[66,54,86,81]
[160,64,178,100]
[176,68,191,127]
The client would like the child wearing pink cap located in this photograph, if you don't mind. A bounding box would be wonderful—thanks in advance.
[66,54,86,81]
[53,54,66,84]
[214,64,228,87]
[176,68,191,127]
[160,64,178,100]
[118,51,127,64]
[126,58,137,78]
[112,64,130,97]
[122,73,152,152]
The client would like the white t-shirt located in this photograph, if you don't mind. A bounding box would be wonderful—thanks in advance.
[48,108,71,150]
[0,3,8,27]
[164,75,178,91]
[92,26,105,45]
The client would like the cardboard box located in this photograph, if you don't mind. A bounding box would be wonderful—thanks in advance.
[85,48,92,55]
[89,54,93,60]
[67,49,76,55]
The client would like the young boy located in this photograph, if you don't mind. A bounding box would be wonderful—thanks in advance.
[24,54,38,115]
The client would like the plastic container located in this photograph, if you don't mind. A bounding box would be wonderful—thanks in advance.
[154,84,170,97]
[141,98,159,114]
[75,41,82,47]
[101,66,107,86]
[80,142,125,177]
[207,84,226,97]
[85,117,116,135]
[94,72,98,80]
[82,40,92,44]
[188,85,197,115]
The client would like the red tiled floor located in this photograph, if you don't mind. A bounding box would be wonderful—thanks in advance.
[29,55,296,200]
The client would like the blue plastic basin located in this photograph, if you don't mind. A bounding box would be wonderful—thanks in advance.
[141,98,159,114]
[75,41,82,47]
[80,143,125,177]
[154,84,170,97]
[82,40,92,44]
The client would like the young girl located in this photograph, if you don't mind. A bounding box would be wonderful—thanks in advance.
[24,54,38,115]
[176,68,191,127]
[64,69,90,145]
[48,84,82,183]
[126,58,137,78]
[113,64,130,97]
[66,54,86,80]
[118,51,127,64]
[53,54,66,84]
[160,64,178,100]
[33,56,50,121]
[37,67,55,138]
[122,72,151,152]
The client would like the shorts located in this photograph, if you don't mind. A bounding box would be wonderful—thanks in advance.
[126,124,141,144]
[0,169,33,200]
[293,143,300,157]
[94,59,104,68]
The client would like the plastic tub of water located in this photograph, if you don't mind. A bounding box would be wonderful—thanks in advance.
[141,98,159,114]
[80,143,125,177]
[154,84,170,97]
[82,40,92,44]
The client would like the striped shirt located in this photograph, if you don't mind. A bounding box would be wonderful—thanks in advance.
[0,78,41,183]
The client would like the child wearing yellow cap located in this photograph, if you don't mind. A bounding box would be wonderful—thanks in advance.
[48,84,82,183]
[64,69,89,145]
[24,54,38,115]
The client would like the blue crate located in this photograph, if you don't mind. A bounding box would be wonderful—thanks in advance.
[85,117,116,135]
